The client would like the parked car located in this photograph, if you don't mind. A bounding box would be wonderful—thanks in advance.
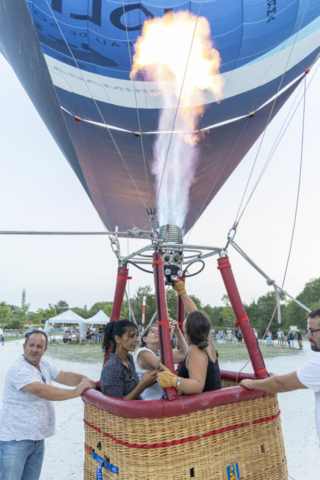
[24,327,42,338]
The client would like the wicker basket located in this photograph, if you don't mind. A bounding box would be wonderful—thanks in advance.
[82,373,287,480]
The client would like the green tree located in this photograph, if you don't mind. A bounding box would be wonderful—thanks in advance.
[46,304,57,320]
[71,307,90,319]
[219,294,236,327]
[103,304,113,317]
[17,290,30,331]
[0,301,11,325]
[54,300,69,315]
[130,286,156,325]
[33,309,46,325]
[166,289,178,320]
[286,278,320,330]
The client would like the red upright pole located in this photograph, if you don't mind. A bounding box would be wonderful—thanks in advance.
[217,256,268,379]
[153,252,177,400]
[103,266,130,365]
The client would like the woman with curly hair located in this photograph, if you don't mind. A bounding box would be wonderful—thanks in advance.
[100,319,157,399]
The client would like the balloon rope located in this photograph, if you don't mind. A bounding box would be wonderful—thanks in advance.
[261,75,306,342]
[234,0,311,226]
[44,0,148,211]
[237,60,319,223]
[121,0,152,209]
[236,77,306,378]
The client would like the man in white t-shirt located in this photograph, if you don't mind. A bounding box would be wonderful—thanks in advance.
[0,330,96,480]
[240,308,320,447]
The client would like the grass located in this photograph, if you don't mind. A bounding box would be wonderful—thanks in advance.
[46,340,302,364]
[3,335,22,342]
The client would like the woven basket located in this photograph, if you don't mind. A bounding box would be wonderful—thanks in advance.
[82,373,287,480]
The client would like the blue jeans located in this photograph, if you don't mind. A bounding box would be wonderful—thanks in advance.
[0,439,45,480]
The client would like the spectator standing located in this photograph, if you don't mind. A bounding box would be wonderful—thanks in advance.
[0,330,95,480]
[75,328,80,344]
[277,328,282,347]
[297,330,303,350]
[280,329,285,347]
[289,331,295,348]
[266,330,272,347]
[86,327,92,346]
[99,325,103,343]
[0,326,4,346]
[94,327,99,343]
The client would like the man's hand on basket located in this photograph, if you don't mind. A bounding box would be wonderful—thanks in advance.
[74,379,95,397]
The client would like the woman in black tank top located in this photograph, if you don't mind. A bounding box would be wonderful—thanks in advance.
[177,310,221,393]
[158,281,221,395]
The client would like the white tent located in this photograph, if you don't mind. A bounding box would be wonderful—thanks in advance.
[82,310,110,325]
[44,310,84,334]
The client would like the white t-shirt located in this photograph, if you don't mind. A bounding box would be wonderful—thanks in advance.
[134,347,163,401]
[297,354,320,446]
[0,355,60,441]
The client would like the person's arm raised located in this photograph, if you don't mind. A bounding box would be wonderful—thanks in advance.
[170,319,188,363]
[173,281,197,314]
[22,378,93,401]
[240,371,307,393]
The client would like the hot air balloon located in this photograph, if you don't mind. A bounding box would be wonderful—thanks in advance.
[0,0,319,478]
[1,0,319,233]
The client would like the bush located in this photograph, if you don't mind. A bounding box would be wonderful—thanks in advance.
[5,319,21,329]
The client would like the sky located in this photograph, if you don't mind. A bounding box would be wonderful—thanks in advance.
[0,53,319,313]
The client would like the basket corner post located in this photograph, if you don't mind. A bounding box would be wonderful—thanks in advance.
[103,266,130,365]
[217,256,268,379]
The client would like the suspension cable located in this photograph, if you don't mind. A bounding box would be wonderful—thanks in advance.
[234,0,311,226]
[260,73,307,339]
[237,61,319,223]
[121,0,152,208]
[44,0,148,211]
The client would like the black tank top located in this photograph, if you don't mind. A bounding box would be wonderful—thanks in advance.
[178,350,221,392]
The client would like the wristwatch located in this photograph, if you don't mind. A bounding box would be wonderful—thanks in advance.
[176,377,181,387]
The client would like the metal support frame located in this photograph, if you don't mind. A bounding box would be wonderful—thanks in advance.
[152,252,177,401]
[217,256,268,379]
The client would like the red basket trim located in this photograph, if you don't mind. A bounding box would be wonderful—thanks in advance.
[252,410,281,424]
[84,411,280,449]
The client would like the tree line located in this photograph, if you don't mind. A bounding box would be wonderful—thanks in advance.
[1,278,319,336]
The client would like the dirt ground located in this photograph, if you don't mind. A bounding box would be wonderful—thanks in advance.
[0,340,318,479]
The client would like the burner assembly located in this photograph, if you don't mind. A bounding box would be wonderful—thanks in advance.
[159,225,183,285]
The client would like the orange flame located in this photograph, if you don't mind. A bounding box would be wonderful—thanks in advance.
[131,11,223,227]
[131,10,223,142]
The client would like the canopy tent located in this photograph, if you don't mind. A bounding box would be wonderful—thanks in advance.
[82,310,110,325]
[44,310,84,334]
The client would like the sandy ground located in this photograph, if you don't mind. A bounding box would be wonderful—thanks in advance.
[0,340,318,480]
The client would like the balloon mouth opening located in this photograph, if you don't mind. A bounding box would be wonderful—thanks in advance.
[159,225,183,244]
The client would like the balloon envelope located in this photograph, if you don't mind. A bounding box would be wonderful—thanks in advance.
[0,0,319,232]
